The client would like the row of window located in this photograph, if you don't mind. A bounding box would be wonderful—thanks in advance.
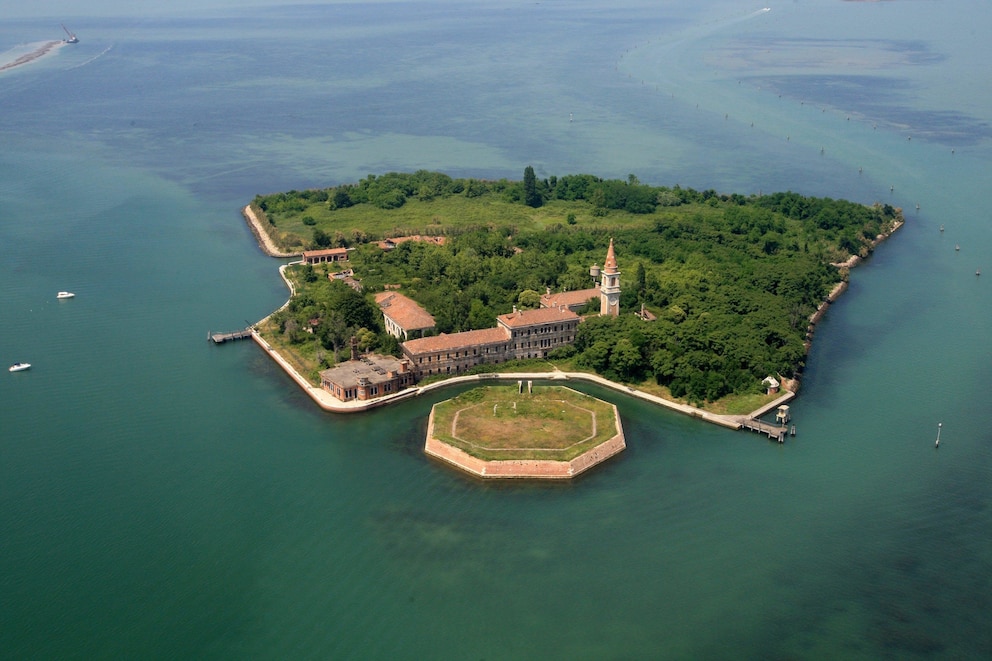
[331,375,414,401]
[422,358,506,376]
[418,344,503,363]
[415,332,575,364]
[514,335,573,350]
[512,323,576,338]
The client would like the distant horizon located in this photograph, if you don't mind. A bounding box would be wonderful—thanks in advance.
[0,0,560,21]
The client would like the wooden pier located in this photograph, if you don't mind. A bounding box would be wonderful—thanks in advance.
[741,418,788,443]
[209,328,253,344]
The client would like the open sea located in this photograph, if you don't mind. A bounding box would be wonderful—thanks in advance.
[2,1,991,658]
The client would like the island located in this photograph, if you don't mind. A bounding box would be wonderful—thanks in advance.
[234,169,902,476]
[426,384,626,479]
[0,27,77,74]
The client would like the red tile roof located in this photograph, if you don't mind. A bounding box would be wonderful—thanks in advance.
[402,327,508,354]
[540,288,599,309]
[303,247,348,258]
[603,238,618,271]
[374,292,436,331]
[497,306,578,329]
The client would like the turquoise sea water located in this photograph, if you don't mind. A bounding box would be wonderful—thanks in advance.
[2,1,991,658]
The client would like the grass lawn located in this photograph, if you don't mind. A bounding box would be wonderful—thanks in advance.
[257,196,731,252]
[431,385,620,462]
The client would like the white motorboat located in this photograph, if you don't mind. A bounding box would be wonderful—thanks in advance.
[57,291,75,299]
[9,362,31,372]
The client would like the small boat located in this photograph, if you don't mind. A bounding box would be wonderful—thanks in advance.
[62,24,79,44]
[9,362,31,372]
[56,291,75,299]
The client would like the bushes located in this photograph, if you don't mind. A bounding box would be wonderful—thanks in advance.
[257,172,902,403]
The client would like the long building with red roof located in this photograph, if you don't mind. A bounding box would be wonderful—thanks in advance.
[401,306,579,378]
[390,240,620,380]
[539,287,600,313]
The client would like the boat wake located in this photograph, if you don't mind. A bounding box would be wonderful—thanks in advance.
[67,44,115,71]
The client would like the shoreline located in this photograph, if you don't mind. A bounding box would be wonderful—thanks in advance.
[248,252,777,422]
[807,216,904,352]
[242,205,300,258]
[424,399,627,479]
[251,325,794,428]
[244,205,903,427]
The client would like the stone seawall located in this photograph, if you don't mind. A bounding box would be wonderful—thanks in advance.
[807,217,903,351]
[424,403,626,479]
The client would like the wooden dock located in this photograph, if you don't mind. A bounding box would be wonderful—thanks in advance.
[741,418,788,443]
[209,328,253,344]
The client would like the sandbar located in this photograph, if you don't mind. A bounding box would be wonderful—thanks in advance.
[0,40,64,74]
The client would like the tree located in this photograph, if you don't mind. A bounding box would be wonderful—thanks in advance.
[355,327,379,352]
[635,262,646,300]
[312,228,332,247]
[523,165,542,208]
[610,338,642,380]
[579,340,612,372]
[517,289,542,309]
[318,311,349,356]
[331,188,354,209]
[262,172,900,404]
[467,299,496,330]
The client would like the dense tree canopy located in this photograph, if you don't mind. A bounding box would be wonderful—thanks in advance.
[257,171,902,403]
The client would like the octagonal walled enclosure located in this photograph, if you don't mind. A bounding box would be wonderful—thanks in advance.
[425,384,625,479]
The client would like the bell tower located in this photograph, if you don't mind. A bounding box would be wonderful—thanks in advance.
[600,238,620,316]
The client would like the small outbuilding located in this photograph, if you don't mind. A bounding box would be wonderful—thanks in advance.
[302,247,349,264]
[776,405,791,425]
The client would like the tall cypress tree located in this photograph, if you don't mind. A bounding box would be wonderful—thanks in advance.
[523,165,541,208]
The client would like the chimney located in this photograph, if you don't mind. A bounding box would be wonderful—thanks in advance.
[350,336,359,361]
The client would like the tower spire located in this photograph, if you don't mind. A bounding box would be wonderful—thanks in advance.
[603,238,618,273]
[600,239,621,316]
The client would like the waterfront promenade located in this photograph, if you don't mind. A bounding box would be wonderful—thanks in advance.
[249,328,795,430]
[245,229,795,430]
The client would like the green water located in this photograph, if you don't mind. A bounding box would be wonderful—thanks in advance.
[2,1,991,658]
